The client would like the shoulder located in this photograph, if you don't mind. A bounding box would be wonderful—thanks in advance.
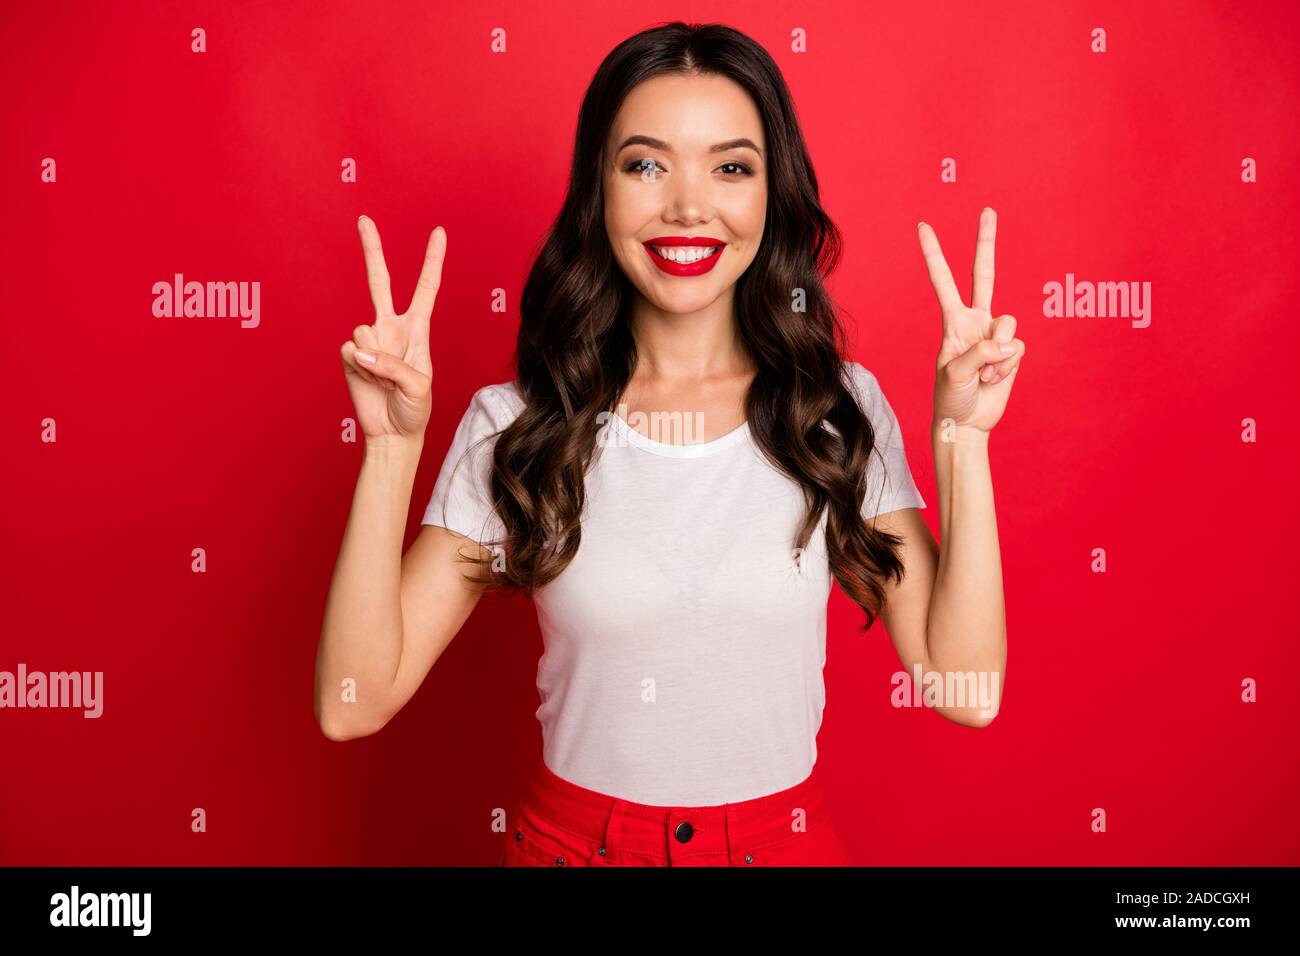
[463,380,526,432]
[840,360,912,445]
[840,359,885,413]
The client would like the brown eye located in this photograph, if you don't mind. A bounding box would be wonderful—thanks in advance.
[720,162,753,176]
[626,158,663,177]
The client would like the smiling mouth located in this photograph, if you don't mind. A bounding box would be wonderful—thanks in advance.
[646,244,724,264]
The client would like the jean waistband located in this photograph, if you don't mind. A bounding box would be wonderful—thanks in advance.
[522,759,833,864]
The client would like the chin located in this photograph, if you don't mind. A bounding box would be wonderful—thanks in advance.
[652,289,720,313]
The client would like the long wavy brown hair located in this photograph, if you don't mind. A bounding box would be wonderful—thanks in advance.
[453,21,910,632]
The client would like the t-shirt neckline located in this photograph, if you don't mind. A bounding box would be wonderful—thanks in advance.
[605,407,751,458]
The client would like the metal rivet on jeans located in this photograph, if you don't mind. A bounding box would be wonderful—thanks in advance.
[555,857,566,866]
[745,853,754,864]
[515,831,523,841]
[598,846,606,855]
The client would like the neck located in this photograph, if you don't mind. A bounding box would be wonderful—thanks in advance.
[626,288,750,381]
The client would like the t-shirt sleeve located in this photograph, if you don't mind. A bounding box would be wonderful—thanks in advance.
[420,384,516,545]
[844,361,927,518]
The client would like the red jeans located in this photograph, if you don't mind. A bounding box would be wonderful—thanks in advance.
[499,758,850,866]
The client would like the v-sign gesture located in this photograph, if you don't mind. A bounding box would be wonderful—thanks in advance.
[917,208,1026,434]
[340,215,446,444]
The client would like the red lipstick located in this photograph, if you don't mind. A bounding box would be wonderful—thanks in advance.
[643,236,727,277]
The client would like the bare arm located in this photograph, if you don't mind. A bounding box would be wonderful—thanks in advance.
[314,437,490,741]
[390,525,492,725]
[315,215,490,740]
[875,428,1005,729]
[875,208,1026,728]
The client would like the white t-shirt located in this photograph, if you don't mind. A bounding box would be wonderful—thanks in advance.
[421,360,926,805]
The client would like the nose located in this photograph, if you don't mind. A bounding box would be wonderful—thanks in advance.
[664,165,712,225]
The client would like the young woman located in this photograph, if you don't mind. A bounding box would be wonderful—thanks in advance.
[316,22,1023,867]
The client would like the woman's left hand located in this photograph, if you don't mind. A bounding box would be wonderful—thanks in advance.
[917,207,1025,433]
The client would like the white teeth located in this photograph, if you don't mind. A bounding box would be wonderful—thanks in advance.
[651,245,719,263]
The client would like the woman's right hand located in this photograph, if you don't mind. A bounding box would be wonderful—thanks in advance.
[340,215,446,444]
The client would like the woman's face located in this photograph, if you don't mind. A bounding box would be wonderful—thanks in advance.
[603,72,768,315]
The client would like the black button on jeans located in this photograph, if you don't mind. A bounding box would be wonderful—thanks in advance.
[674,821,694,843]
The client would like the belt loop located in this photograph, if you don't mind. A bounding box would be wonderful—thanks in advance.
[601,799,626,864]
[724,803,738,865]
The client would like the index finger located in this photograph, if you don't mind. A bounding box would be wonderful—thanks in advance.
[917,222,964,316]
[406,226,446,325]
[971,207,996,313]
[357,215,396,318]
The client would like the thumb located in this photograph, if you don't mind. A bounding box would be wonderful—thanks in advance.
[353,347,430,400]
[947,338,1017,383]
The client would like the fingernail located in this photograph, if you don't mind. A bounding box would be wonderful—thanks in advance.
[357,350,376,364]
[917,221,926,229]
[999,343,1014,354]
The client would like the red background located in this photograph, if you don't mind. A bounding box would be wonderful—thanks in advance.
[2,0,1297,865]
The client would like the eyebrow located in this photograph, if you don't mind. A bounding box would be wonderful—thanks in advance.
[615,135,764,158]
